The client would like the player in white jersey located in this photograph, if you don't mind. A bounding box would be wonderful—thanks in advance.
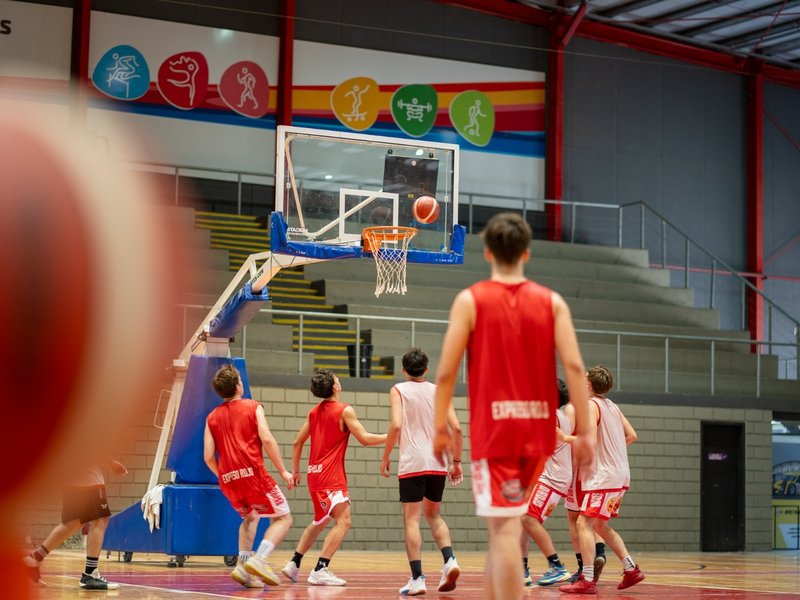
[381,348,463,596]
[520,379,574,586]
[560,366,644,594]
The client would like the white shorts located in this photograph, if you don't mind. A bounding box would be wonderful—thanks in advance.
[526,481,566,523]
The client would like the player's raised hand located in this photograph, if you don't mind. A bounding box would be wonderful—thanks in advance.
[380,457,391,478]
[433,428,453,466]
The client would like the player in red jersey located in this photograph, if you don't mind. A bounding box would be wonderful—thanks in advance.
[559,366,643,594]
[434,212,594,600]
[281,369,386,587]
[204,364,294,589]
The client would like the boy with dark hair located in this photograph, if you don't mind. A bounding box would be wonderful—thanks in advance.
[204,363,294,589]
[282,369,386,586]
[560,365,643,594]
[434,212,594,600]
[381,348,464,596]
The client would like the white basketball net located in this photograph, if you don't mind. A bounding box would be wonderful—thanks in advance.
[362,227,417,298]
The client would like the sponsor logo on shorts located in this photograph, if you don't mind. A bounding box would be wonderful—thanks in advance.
[606,496,622,514]
[544,502,557,517]
[533,486,549,508]
[491,400,549,420]
[500,479,525,502]
[589,492,603,509]
[320,500,327,510]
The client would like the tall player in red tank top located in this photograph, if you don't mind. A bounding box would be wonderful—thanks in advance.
[280,369,386,587]
[204,364,294,589]
[434,212,595,600]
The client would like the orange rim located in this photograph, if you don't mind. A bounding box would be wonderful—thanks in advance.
[362,226,417,253]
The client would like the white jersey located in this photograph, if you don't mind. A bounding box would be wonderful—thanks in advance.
[71,466,105,487]
[539,409,572,493]
[581,396,630,491]
[394,380,447,478]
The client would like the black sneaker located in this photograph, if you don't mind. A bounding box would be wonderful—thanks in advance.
[565,570,581,585]
[22,556,46,586]
[80,569,120,590]
[593,555,606,582]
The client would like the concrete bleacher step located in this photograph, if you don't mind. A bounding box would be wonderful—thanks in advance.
[315,278,720,329]
[462,236,652,268]
[306,254,671,287]
[244,348,316,375]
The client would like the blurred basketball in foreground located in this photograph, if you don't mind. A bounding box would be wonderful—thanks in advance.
[412,195,440,224]
[0,107,192,592]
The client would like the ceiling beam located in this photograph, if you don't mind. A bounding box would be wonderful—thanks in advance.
[597,0,666,18]
[721,18,800,49]
[676,0,800,37]
[649,0,731,28]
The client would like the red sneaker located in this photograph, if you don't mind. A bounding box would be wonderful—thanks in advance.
[618,566,645,590]
[559,575,597,594]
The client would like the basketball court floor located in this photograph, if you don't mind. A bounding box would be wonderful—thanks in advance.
[34,548,800,598]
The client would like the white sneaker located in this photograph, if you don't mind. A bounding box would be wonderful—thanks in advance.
[307,566,347,586]
[399,575,427,595]
[231,563,265,589]
[243,555,280,586]
[438,557,460,592]
[281,560,299,582]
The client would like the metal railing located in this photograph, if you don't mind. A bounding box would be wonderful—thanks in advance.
[178,304,797,395]
[127,158,799,380]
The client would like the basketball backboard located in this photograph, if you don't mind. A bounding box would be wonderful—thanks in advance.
[271,125,464,264]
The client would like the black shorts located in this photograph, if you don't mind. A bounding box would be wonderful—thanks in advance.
[399,474,447,503]
[61,485,111,525]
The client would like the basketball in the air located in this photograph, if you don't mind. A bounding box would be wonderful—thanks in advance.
[412,195,440,224]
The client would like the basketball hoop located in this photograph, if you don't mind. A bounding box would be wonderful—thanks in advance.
[362,226,418,297]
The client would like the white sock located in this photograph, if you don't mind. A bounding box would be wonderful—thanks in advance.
[238,551,250,565]
[256,539,275,559]
[623,555,636,571]
[582,566,594,582]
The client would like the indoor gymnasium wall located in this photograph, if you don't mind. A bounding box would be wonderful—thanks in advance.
[245,385,773,553]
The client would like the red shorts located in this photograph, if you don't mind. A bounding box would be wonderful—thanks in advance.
[222,481,290,518]
[471,455,545,517]
[526,481,566,523]
[580,487,627,521]
[310,489,350,525]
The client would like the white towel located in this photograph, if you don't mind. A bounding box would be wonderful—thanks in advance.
[140,485,164,532]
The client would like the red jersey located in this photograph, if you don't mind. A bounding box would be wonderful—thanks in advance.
[207,399,275,496]
[307,400,351,492]
[467,279,558,460]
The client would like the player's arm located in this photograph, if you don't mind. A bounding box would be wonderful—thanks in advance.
[558,403,578,444]
[620,411,638,445]
[203,420,219,477]
[552,291,594,465]
[342,406,386,446]
[292,417,311,486]
[446,404,464,485]
[434,289,474,462]
[256,404,293,489]
[380,387,403,477]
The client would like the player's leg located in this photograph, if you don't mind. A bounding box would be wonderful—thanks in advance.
[565,509,582,583]
[522,513,569,586]
[72,485,117,591]
[485,515,525,600]
[244,486,293,587]
[282,517,327,582]
[231,510,267,588]
[308,501,350,586]
[559,513,596,593]
[399,501,426,595]
[520,529,532,586]
[423,494,459,592]
[593,531,607,582]
[24,518,83,585]
[591,518,644,590]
